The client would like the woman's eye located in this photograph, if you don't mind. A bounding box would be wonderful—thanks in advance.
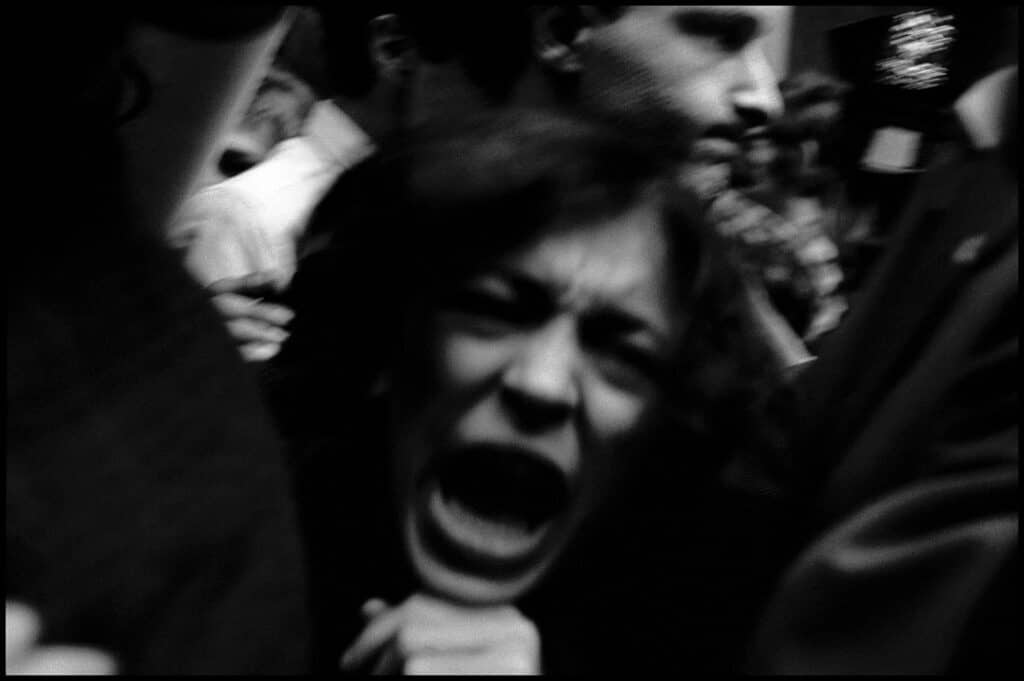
[615,344,659,376]
[446,287,535,329]
[591,340,661,388]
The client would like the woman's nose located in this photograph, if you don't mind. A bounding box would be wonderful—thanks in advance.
[499,320,580,431]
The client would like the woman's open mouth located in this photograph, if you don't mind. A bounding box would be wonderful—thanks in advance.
[416,444,571,576]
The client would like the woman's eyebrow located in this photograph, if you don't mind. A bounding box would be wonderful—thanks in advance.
[484,267,673,346]
[478,267,554,308]
[489,267,544,294]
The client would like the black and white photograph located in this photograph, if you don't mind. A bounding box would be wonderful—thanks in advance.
[7,5,1017,675]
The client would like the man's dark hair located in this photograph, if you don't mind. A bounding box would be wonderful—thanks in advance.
[399,7,535,102]
[274,6,332,98]
[401,6,628,102]
[318,6,629,102]
[317,4,392,98]
[316,6,535,101]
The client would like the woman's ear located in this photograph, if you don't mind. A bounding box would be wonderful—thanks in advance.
[368,13,417,84]
[531,6,599,75]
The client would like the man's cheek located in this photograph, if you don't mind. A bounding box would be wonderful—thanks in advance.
[674,79,728,127]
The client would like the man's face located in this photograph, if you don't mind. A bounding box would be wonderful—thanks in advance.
[389,201,682,604]
[578,6,786,156]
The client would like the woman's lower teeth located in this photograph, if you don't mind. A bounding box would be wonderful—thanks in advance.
[433,490,544,559]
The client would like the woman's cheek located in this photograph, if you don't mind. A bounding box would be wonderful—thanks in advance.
[581,375,648,446]
[437,331,513,390]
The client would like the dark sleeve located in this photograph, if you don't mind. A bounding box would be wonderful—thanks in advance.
[746,246,1019,674]
[6,237,311,674]
[747,465,1016,674]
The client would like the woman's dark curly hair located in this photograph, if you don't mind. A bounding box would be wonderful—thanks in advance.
[274,109,788,479]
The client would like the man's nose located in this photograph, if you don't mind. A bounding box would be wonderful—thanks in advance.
[732,47,784,129]
[499,321,579,431]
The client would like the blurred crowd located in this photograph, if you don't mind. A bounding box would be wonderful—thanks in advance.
[8,5,1018,675]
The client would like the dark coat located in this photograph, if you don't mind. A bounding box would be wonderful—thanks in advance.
[7,225,311,674]
[745,144,1018,673]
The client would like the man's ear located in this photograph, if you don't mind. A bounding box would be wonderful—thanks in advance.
[532,6,601,75]
[368,13,416,84]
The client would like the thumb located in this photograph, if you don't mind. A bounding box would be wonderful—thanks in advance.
[361,598,389,620]
[258,268,290,293]
[6,601,41,663]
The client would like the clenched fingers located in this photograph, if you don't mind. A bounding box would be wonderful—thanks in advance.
[6,602,40,663]
[239,342,283,363]
[225,317,289,346]
[403,650,536,675]
[7,645,117,675]
[340,603,406,672]
[211,293,294,328]
[207,270,286,296]
[340,595,540,675]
